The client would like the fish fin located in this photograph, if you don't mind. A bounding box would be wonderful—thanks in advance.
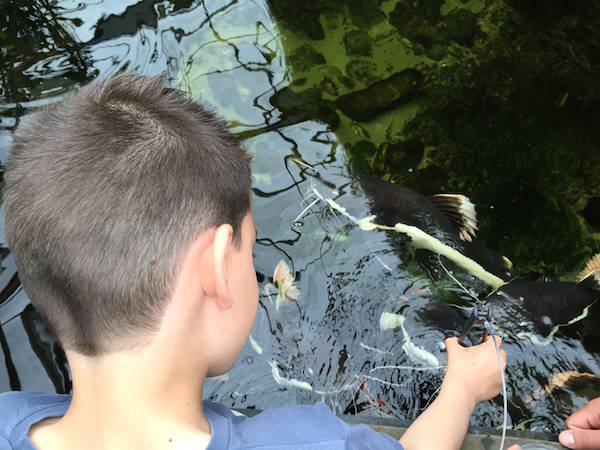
[543,371,600,396]
[430,194,478,242]
[353,380,377,412]
[576,253,600,288]
[530,371,600,401]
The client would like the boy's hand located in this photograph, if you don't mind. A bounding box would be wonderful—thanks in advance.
[398,336,507,450]
[558,397,600,449]
[443,336,507,406]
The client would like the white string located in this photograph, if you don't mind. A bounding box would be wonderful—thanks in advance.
[366,241,393,272]
[437,254,481,305]
[486,322,508,450]
[292,197,320,225]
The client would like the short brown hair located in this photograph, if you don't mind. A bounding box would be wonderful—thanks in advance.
[4,74,252,355]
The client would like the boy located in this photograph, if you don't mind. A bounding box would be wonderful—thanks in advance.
[0,74,506,450]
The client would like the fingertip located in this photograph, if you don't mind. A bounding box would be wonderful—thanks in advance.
[444,336,458,346]
[559,430,575,448]
[444,337,460,355]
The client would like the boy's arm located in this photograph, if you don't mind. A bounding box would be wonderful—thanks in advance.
[399,336,506,450]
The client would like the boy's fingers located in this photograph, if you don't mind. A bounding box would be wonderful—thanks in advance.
[484,334,502,348]
[445,336,459,345]
[559,429,600,449]
[444,337,459,353]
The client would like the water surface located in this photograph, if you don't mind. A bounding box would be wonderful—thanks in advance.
[1,0,600,434]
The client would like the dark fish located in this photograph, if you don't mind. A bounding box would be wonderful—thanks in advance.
[488,254,600,347]
[359,175,512,280]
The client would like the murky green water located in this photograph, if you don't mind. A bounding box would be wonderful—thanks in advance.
[1,0,600,435]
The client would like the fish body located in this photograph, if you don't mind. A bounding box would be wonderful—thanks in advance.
[361,176,461,242]
[360,175,511,280]
[489,276,599,340]
[487,253,600,352]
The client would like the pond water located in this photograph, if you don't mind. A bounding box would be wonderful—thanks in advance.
[1,0,600,435]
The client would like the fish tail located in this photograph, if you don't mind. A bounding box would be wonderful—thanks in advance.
[430,194,478,242]
[576,253,600,289]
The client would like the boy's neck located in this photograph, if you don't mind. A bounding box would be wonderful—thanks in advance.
[30,345,212,450]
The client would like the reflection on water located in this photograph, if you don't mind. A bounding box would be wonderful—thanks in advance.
[1,0,600,434]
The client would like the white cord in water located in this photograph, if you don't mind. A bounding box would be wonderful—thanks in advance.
[485,321,508,450]
[436,254,481,305]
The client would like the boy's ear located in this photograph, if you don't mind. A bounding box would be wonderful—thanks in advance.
[207,223,234,310]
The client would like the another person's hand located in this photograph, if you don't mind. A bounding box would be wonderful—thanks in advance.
[443,336,507,407]
[558,397,600,449]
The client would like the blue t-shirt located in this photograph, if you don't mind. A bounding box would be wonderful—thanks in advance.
[0,392,403,449]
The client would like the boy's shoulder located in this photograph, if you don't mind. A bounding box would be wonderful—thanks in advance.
[0,394,402,449]
[206,401,403,449]
[0,391,70,449]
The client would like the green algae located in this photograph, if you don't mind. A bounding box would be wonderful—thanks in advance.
[289,45,327,72]
[264,0,600,278]
[336,69,423,122]
[343,30,373,57]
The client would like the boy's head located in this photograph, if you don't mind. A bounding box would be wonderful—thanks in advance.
[4,74,254,357]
